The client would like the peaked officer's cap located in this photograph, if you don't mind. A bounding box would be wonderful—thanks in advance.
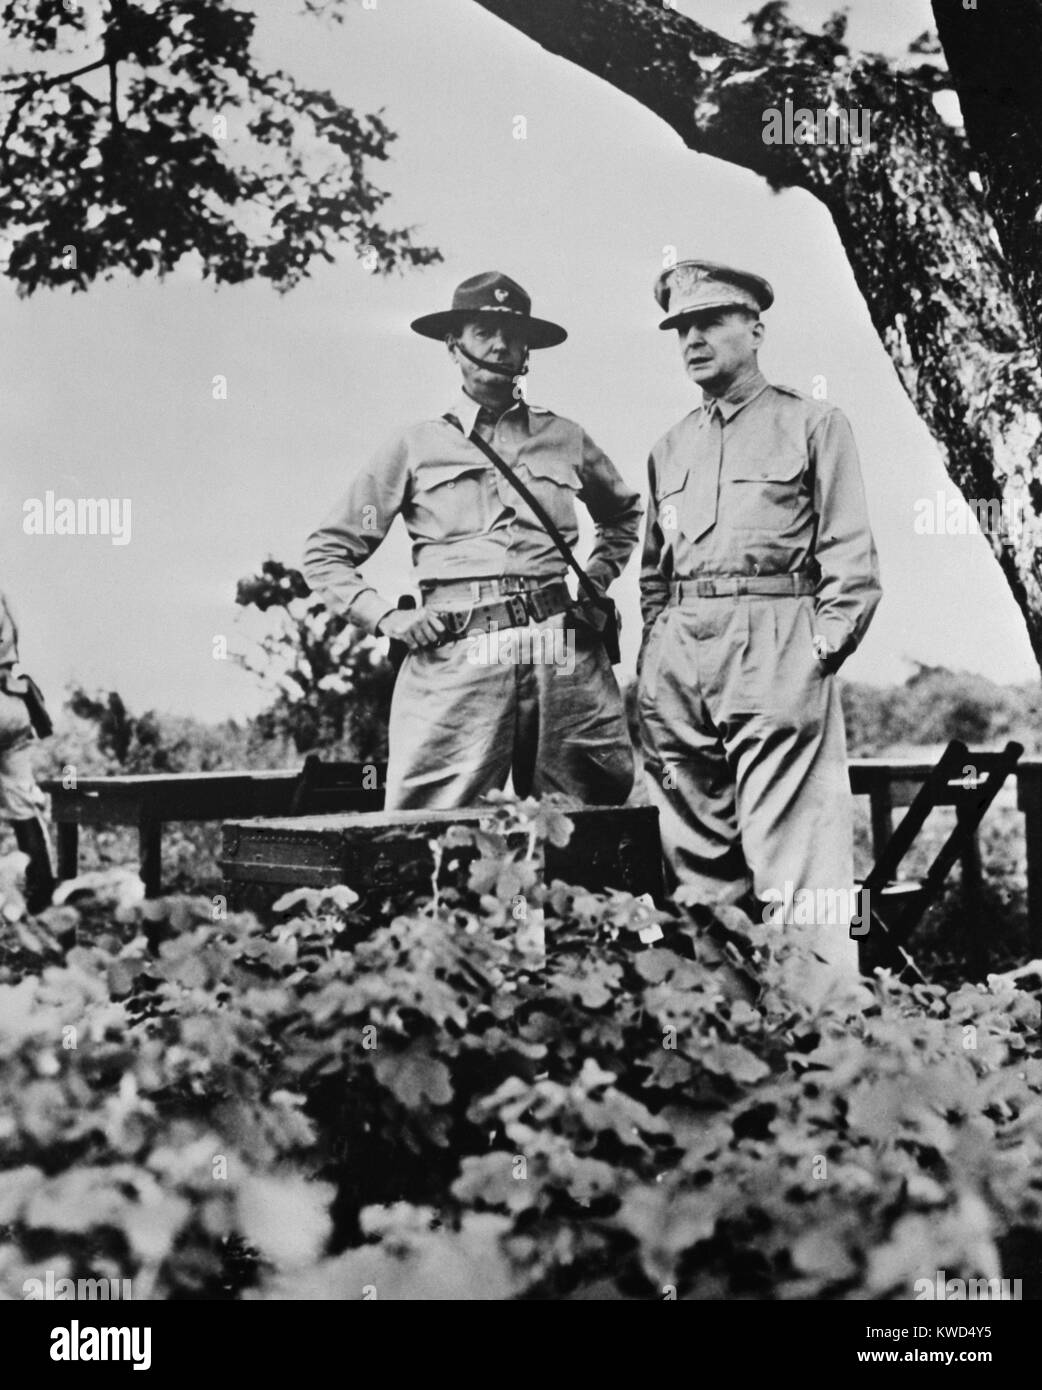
[655,260,774,331]
[411,271,568,349]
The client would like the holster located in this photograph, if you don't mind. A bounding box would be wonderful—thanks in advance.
[387,594,417,678]
[572,596,621,665]
[3,669,53,739]
[21,675,53,739]
[597,599,621,666]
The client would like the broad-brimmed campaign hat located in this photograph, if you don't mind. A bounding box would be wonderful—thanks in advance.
[411,271,568,349]
[654,260,774,330]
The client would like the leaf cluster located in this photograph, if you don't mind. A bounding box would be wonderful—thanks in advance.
[0,0,440,293]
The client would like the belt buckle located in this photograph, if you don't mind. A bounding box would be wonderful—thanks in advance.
[505,594,530,628]
[439,609,471,640]
[695,578,715,598]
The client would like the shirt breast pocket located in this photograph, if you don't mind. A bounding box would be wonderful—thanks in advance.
[726,452,806,533]
[410,461,491,540]
[521,455,583,531]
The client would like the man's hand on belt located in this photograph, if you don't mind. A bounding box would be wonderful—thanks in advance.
[377,606,448,650]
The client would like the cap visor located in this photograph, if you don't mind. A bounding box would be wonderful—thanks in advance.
[659,299,760,330]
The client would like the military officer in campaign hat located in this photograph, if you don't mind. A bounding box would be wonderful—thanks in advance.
[638,260,882,974]
[0,589,55,914]
[304,271,641,809]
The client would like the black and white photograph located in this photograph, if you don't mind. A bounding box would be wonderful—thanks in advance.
[1,0,1041,1349]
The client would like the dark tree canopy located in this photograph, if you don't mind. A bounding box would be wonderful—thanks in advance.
[0,0,440,293]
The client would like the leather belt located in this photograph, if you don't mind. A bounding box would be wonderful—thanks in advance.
[428,580,572,641]
[670,572,817,600]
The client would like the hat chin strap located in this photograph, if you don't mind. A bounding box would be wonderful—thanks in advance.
[452,340,529,378]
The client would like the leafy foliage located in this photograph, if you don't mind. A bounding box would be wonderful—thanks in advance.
[60,686,261,774]
[2,798,1042,1300]
[234,557,393,760]
[744,1,851,67]
[0,0,440,293]
[842,664,1042,757]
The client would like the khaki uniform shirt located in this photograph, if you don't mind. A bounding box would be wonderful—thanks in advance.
[304,395,642,632]
[0,592,19,678]
[0,592,33,761]
[641,370,881,659]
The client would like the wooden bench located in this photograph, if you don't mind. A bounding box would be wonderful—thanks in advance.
[38,755,1037,936]
[37,768,372,896]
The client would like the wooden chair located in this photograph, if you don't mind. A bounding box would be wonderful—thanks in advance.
[854,739,1023,976]
[288,755,387,816]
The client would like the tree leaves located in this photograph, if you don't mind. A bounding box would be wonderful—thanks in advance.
[0,0,441,294]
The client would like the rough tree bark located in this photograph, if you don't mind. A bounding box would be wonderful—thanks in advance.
[472,0,1042,672]
[931,0,1042,368]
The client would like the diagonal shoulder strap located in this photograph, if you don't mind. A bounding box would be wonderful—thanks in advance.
[443,413,605,609]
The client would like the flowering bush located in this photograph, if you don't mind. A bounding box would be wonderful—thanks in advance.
[1,800,1041,1301]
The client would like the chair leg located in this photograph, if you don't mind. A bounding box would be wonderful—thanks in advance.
[959,825,987,978]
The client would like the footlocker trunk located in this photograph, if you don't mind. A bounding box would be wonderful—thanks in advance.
[220,804,663,917]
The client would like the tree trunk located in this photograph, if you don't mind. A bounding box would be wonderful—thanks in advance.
[473,0,1042,671]
[931,0,1042,366]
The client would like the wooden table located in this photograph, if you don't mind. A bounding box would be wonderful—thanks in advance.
[39,771,302,897]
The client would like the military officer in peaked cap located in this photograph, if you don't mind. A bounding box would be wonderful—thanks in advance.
[304,271,641,809]
[638,260,882,975]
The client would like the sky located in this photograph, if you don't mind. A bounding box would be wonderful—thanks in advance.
[1,0,1036,723]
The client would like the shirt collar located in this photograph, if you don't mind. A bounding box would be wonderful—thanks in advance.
[701,368,769,424]
[446,392,525,437]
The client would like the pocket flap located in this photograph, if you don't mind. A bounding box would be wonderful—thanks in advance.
[414,460,489,491]
[524,455,582,491]
[655,467,690,501]
[730,455,804,485]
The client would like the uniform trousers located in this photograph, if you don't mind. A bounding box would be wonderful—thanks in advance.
[385,606,634,811]
[0,690,43,820]
[638,591,857,975]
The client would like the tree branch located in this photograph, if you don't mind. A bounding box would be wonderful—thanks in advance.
[0,57,108,94]
[107,56,121,132]
[472,0,1042,667]
[0,85,35,174]
[0,57,108,172]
